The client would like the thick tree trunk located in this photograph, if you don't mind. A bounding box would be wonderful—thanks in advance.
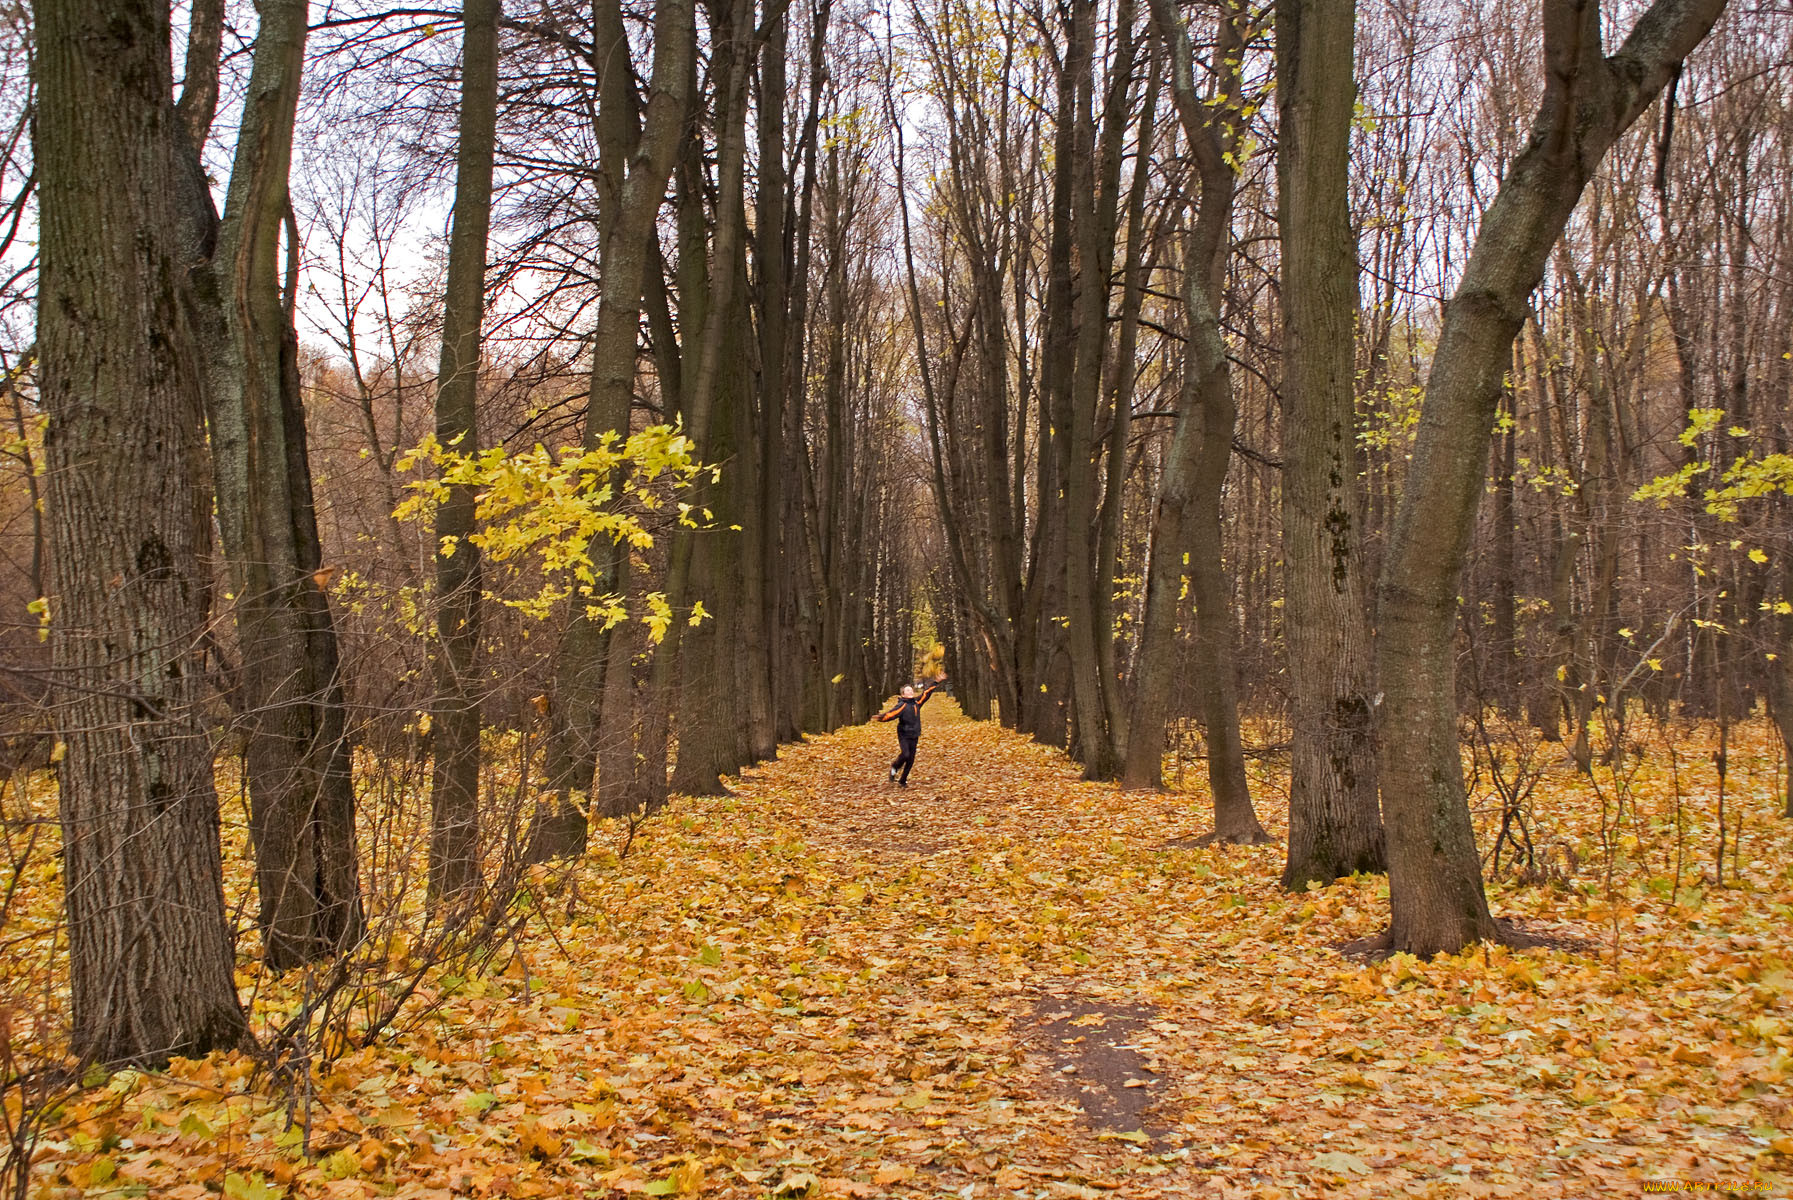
[199,0,364,969]
[750,8,790,763]
[777,1,830,742]
[428,0,499,899]
[1375,0,1726,956]
[37,0,248,1062]
[1275,0,1385,888]
[672,279,751,795]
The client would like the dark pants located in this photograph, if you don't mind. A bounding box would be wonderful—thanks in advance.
[891,731,919,783]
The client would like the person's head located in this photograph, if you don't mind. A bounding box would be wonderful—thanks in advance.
[901,685,916,698]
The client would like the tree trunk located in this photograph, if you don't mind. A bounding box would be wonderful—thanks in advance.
[1184,307,1269,844]
[1094,59,1155,756]
[537,0,692,833]
[198,0,364,969]
[672,275,752,795]
[428,0,499,900]
[1024,9,1079,753]
[640,0,750,800]
[37,0,248,1062]
[1130,0,1269,844]
[1060,0,1128,780]
[1375,0,1726,956]
[1121,368,1196,790]
[750,7,790,763]
[1276,0,1385,888]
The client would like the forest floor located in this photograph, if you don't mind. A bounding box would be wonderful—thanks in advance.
[16,701,1793,1198]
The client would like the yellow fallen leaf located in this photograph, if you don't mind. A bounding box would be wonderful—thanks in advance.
[1669,1044,1713,1066]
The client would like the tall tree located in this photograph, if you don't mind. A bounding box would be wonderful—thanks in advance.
[1125,0,1270,846]
[190,0,365,969]
[537,0,694,837]
[36,0,248,1061]
[750,0,791,761]
[1374,0,1727,956]
[656,0,753,798]
[1275,0,1385,888]
[1056,0,1134,779]
[428,0,501,899]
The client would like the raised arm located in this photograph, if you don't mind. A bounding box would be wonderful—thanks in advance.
[917,677,948,706]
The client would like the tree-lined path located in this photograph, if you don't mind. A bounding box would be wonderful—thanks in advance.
[26,704,1791,1198]
[16,0,1793,1193]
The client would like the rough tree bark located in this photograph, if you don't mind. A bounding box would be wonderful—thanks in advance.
[1375,0,1727,956]
[36,0,248,1062]
[1275,0,1386,888]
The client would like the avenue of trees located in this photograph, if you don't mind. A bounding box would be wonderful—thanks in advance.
[3,0,1788,1063]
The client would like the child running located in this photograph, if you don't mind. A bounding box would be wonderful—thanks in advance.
[877,673,948,787]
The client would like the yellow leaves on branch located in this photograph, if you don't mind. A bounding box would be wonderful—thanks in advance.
[641,594,711,645]
[1635,409,1793,523]
[394,424,713,634]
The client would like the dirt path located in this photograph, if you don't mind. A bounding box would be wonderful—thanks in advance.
[682,701,1788,1199]
[38,702,1788,1199]
[710,700,1217,1197]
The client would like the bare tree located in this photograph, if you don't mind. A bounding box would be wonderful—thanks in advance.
[1374,0,1727,956]
[1276,0,1385,887]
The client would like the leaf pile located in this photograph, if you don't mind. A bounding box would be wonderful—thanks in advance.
[14,704,1793,1197]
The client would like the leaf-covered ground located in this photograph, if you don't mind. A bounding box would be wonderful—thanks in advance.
[18,703,1793,1198]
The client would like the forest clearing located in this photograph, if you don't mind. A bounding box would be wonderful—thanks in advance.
[8,704,1791,1199]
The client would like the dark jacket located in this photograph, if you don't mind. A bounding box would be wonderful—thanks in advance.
[878,680,946,737]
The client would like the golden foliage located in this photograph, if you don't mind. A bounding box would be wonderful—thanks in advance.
[10,706,1793,1197]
